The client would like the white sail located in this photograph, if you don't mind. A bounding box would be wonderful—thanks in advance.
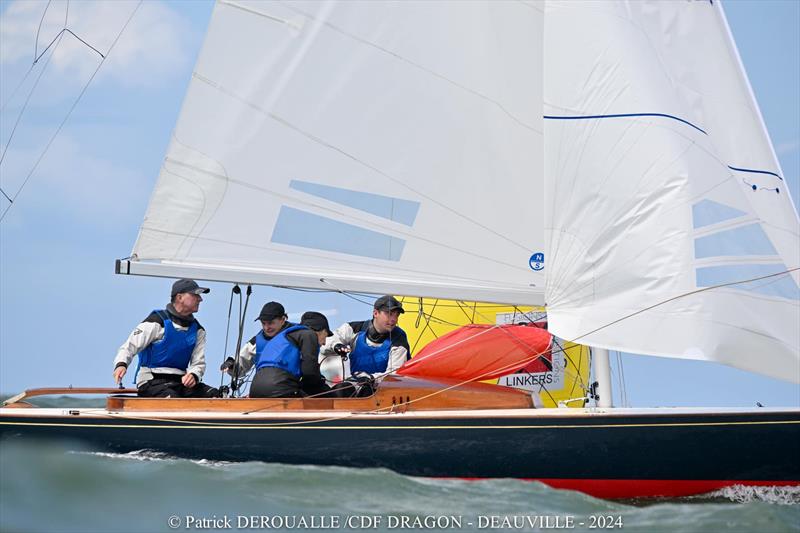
[124,0,798,382]
[544,0,800,383]
[123,0,546,305]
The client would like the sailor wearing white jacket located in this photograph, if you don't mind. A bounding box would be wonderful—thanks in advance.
[319,295,411,381]
[113,279,219,398]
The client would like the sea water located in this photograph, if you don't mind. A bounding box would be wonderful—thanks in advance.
[1,398,798,533]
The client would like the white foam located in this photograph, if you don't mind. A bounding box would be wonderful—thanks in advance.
[191,457,233,468]
[72,449,172,462]
[74,449,235,468]
[709,484,800,505]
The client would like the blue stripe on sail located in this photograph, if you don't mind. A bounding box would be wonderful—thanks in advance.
[691,199,747,229]
[290,180,420,227]
[271,206,405,261]
[696,264,800,300]
[694,223,777,259]
[543,113,707,135]
[728,165,783,181]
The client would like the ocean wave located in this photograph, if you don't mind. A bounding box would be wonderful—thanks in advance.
[709,484,800,506]
[3,439,799,533]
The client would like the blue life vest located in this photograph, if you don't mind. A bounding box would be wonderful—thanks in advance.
[350,322,405,374]
[137,310,198,373]
[255,325,307,377]
[252,330,272,368]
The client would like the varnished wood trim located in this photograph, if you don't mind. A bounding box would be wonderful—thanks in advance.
[107,376,533,412]
[3,387,137,406]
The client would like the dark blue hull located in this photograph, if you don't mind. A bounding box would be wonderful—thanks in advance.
[2,408,798,497]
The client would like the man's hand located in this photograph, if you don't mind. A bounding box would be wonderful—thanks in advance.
[333,343,351,357]
[182,373,197,388]
[113,366,127,384]
[220,357,235,373]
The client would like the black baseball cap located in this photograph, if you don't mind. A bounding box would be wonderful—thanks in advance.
[171,279,210,297]
[374,295,404,313]
[301,311,333,336]
[256,301,286,321]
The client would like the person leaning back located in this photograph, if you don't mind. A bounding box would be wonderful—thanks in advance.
[113,279,219,398]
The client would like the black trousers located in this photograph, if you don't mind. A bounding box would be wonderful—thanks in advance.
[249,368,333,398]
[248,368,374,399]
[138,374,219,398]
[249,368,303,398]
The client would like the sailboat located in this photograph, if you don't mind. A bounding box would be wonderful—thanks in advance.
[1,0,798,499]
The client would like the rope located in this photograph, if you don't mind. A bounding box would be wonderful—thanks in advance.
[0,1,143,222]
[219,285,238,391]
[566,266,800,344]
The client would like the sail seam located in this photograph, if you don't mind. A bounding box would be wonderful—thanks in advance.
[279,1,543,135]
[692,216,759,237]
[219,0,302,28]
[546,139,698,306]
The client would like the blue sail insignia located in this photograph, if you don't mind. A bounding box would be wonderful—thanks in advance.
[691,200,793,298]
[696,264,800,300]
[691,199,746,229]
[694,223,777,258]
[272,207,406,261]
[290,180,420,227]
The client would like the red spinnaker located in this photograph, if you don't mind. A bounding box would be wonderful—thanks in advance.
[397,324,552,382]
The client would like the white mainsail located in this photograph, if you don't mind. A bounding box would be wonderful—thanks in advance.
[125,0,546,305]
[123,0,800,383]
[543,0,800,383]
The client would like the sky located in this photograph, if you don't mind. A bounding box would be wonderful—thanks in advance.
[0,0,798,407]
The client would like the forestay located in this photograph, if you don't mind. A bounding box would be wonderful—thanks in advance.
[124,0,547,305]
[543,0,800,382]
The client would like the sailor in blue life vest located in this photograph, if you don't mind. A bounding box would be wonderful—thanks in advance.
[247,311,333,398]
[319,295,411,380]
[219,301,288,378]
[113,279,219,398]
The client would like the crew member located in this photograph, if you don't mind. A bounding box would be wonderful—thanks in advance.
[220,301,288,378]
[248,311,333,398]
[113,279,219,398]
[320,295,410,379]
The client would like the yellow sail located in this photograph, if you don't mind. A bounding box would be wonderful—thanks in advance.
[397,297,590,408]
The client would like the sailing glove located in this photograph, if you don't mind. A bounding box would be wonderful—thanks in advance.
[220,357,235,372]
[333,344,350,358]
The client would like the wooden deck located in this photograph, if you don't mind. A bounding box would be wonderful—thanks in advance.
[103,375,534,412]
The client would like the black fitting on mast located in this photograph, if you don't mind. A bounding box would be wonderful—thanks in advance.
[588,381,600,402]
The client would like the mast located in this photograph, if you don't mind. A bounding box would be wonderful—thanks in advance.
[592,347,613,408]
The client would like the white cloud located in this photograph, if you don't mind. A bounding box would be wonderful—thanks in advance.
[0,0,193,89]
[0,130,150,227]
